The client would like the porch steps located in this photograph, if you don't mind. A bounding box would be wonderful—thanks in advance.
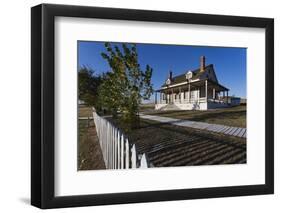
[160,104,181,111]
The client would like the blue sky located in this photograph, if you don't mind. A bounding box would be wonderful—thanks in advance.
[78,41,246,98]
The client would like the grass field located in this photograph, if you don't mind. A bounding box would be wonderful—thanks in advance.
[139,103,155,112]
[79,106,93,117]
[146,105,246,128]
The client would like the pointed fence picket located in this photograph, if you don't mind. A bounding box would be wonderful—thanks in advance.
[93,110,148,169]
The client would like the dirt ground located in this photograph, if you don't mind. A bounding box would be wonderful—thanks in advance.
[78,107,105,170]
[79,106,94,117]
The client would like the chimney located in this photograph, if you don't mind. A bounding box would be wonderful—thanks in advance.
[169,71,173,80]
[200,56,206,72]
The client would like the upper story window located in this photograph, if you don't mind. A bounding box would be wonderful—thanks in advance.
[185,71,193,80]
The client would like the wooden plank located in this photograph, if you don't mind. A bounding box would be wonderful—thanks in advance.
[105,122,109,167]
[232,128,242,137]
[225,127,234,134]
[238,128,246,137]
[216,125,228,133]
[121,134,124,169]
[212,125,223,132]
[231,127,241,136]
[242,129,247,138]
[200,123,210,129]
[229,127,238,135]
[220,126,231,134]
[209,125,217,131]
[113,128,117,169]
[108,124,111,169]
[140,153,148,168]
[125,139,129,169]
[117,131,120,169]
[193,123,203,129]
[131,144,137,169]
[212,125,221,131]
[206,125,215,131]
[208,125,218,131]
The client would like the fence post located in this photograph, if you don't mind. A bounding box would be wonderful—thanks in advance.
[111,124,113,169]
[125,139,129,169]
[107,123,110,169]
[106,122,109,168]
[114,128,118,169]
[117,131,120,169]
[102,119,104,165]
[116,128,119,169]
[104,121,106,168]
[108,123,111,169]
[121,134,124,169]
[139,153,148,168]
[93,111,151,170]
[110,124,113,169]
[131,144,137,169]
[112,127,115,169]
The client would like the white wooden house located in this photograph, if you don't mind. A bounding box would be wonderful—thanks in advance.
[155,56,230,110]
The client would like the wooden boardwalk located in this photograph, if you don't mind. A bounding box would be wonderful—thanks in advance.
[140,114,246,138]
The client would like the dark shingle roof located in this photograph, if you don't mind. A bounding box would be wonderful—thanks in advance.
[162,64,213,87]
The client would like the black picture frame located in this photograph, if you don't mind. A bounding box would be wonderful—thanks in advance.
[31,3,274,209]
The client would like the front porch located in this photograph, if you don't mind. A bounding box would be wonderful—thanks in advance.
[155,79,229,110]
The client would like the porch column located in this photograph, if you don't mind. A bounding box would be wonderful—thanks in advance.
[205,80,208,102]
[179,87,181,103]
[197,87,201,102]
[168,91,170,104]
[226,90,229,104]
[172,88,174,104]
[213,88,215,101]
[188,83,191,103]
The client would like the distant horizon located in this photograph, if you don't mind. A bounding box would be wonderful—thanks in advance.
[78,41,247,99]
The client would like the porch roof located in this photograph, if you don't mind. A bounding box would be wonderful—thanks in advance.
[156,78,229,92]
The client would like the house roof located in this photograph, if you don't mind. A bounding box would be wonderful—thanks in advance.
[156,78,229,92]
[161,64,214,87]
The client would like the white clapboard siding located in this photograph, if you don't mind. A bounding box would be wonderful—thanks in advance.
[93,111,149,169]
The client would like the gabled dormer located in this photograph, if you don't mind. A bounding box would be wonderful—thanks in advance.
[161,56,220,88]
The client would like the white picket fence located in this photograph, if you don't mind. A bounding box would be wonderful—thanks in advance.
[93,110,149,169]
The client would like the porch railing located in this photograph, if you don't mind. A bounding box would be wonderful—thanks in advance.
[157,97,227,104]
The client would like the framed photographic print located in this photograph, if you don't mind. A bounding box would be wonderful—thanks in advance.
[31,3,274,209]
